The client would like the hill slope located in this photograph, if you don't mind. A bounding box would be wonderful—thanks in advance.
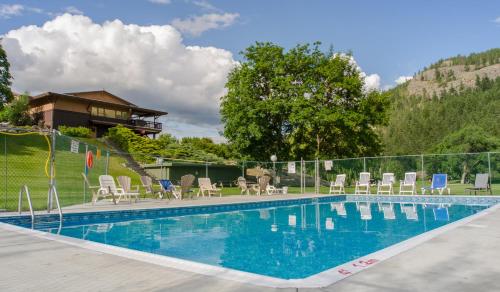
[382,48,500,155]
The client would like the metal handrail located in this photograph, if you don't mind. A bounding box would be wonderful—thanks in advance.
[48,184,63,222]
[18,185,35,224]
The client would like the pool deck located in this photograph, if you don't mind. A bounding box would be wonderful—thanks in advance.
[1,195,500,291]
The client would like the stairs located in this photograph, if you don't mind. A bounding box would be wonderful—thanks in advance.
[101,138,152,179]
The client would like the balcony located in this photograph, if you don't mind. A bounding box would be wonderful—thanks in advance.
[130,119,162,130]
[90,116,162,133]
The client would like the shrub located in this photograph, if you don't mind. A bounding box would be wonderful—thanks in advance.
[59,126,92,138]
[0,94,32,126]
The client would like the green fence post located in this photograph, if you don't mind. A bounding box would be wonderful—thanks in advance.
[487,152,492,188]
[105,151,110,175]
[4,135,7,210]
[421,154,424,191]
[83,144,88,204]
[48,129,56,213]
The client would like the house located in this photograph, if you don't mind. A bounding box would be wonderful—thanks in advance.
[29,90,167,137]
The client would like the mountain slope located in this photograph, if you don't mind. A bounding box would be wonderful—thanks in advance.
[382,48,500,155]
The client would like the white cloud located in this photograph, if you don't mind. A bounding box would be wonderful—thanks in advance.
[2,14,238,130]
[395,75,413,84]
[364,74,381,91]
[149,0,171,4]
[0,4,24,18]
[65,6,83,15]
[192,0,220,12]
[0,4,45,18]
[171,13,239,36]
[334,53,381,91]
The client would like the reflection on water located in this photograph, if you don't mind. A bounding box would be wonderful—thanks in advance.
[46,201,488,279]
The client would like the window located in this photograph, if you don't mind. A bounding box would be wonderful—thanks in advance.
[104,108,116,118]
[91,106,128,120]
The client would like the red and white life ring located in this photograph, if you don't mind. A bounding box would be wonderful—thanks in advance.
[86,150,94,169]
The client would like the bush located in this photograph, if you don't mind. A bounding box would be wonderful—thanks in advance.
[0,94,32,126]
[59,126,92,138]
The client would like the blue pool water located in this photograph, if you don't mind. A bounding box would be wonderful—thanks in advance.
[34,201,488,279]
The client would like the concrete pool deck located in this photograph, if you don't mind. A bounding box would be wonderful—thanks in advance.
[1,195,500,291]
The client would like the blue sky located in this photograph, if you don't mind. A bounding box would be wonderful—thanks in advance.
[1,0,499,139]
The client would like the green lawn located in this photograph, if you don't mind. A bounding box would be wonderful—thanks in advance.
[0,134,140,211]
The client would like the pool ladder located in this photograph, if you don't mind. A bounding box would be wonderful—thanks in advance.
[18,184,63,227]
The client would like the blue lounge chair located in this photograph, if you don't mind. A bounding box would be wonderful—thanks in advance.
[433,205,450,221]
[421,174,450,195]
[159,179,180,199]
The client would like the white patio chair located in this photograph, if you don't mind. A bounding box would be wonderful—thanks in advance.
[98,175,126,203]
[399,172,417,195]
[355,172,371,195]
[330,202,347,217]
[117,176,140,203]
[82,173,115,205]
[401,203,419,221]
[358,202,372,220]
[377,173,395,195]
[329,174,346,195]
[237,176,250,195]
[197,177,222,197]
[378,202,395,220]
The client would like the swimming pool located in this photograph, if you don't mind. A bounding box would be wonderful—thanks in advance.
[0,195,497,286]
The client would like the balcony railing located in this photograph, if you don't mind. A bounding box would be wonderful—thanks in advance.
[130,119,162,130]
[90,115,162,131]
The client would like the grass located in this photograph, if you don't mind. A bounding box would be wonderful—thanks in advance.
[0,134,139,211]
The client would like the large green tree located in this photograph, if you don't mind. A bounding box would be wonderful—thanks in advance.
[220,42,389,161]
[0,43,13,109]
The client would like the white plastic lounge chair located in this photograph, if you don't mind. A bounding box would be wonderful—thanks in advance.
[358,202,372,220]
[82,173,113,204]
[98,175,126,203]
[465,173,492,195]
[401,204,418,221]
[197,177,222,197]
[378,203,395,220]
[330,202,347,217]
[329,174,346,195]
[421,174,450,195]
[377,173,395,195]
[355,172,371,195]
[117,176,140,203]
[237,176,250,195]
[399,172,417,195]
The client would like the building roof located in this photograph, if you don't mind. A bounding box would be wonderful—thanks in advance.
[30,90,168,116]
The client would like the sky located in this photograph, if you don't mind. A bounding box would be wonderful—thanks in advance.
[0,0,499,141]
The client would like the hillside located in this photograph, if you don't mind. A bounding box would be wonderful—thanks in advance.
[401,48,500,98]
[382,48,500,155]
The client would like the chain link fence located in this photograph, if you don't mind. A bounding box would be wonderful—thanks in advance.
[1,128,499,212]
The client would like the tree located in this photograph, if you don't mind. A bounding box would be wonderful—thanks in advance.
[0,94,32,126]
[0,43,13,109]
[431,126,500,184]
[220,42,389,161]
